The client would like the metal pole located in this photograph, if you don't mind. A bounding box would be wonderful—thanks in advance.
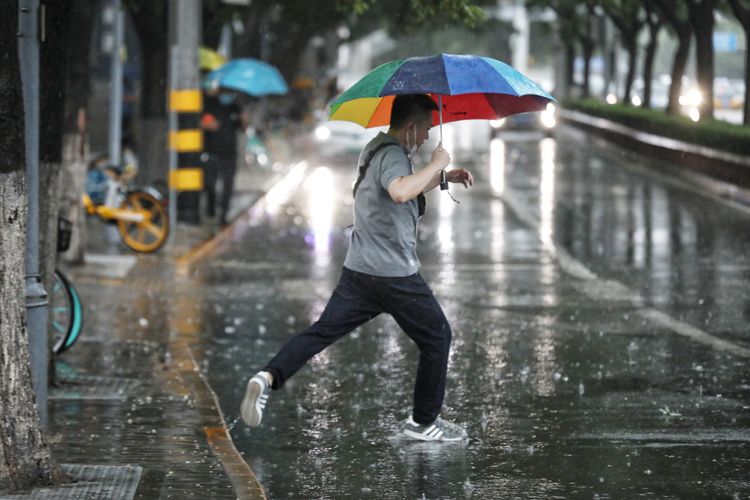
[168,45,178,236]
[511,0,529,75]
[19,0,49,429]
[438,94,448,190]
[108,0,124,167]
[169,0,203,227]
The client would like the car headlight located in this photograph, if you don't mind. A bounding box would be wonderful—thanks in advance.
[540,103,556,129]
[315,125,331,141]
[489,118,505,129]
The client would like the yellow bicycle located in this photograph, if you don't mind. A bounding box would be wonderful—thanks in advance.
[84,159,169,253]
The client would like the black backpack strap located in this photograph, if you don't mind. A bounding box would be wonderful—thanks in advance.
[352,142,401,198]
[352,141,426,217]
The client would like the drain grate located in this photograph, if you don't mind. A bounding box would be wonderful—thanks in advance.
[50,375,141,400]
[0,464,142,500]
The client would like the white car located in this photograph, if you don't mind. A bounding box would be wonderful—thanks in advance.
[489,103,557,137]
[312,118,382,158]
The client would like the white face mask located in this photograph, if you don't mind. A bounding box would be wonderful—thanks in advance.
[405,125,418,156]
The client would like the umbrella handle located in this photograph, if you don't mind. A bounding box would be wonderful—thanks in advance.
[438,95,448,190]
[438,95,443,140]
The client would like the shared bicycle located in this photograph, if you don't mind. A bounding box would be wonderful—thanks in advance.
[84,154,170,253]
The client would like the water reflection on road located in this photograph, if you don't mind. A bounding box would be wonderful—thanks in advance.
[186,125,750,498]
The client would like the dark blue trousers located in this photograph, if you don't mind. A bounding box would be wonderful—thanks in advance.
[264,267,452,425]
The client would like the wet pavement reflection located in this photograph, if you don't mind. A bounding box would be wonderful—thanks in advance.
[184,125,749,498]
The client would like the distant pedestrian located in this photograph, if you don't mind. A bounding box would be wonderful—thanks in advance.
[241,94,474,441]
[201,89,247,225]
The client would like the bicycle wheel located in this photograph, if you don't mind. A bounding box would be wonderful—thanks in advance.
[117,190,169,252]
[51,269,84,354]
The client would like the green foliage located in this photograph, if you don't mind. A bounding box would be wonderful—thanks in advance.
[339,0,489,34]
[564,98,750,156]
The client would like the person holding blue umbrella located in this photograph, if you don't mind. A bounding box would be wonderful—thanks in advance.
[200,85,248,225]
[241,93,474,442]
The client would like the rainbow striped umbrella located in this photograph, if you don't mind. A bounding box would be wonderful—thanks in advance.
[329,53,554,133]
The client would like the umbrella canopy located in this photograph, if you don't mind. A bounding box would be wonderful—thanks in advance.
[199,47,226,71]
[204,58,289,97]
[329,53,554,128]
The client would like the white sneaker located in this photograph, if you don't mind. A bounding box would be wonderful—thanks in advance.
[240,372,271,427]
[402,416,468,442]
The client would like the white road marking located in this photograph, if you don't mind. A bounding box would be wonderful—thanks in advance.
[499,190,750,359]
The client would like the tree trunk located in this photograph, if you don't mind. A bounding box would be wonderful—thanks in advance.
[667,28,691,114]
[0,2,65,491]
[727,0,750,125]
[581,39,593,98]
[131,3,169,185]
[564,41,576,97]
[688,0,717,119]
[642,24,661,108]
[39,0,73,341]
[623,39,638,105]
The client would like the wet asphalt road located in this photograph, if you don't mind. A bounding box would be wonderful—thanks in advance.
[184,125,750,498]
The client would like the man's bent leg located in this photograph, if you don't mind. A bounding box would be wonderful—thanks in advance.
[264,268,381,389]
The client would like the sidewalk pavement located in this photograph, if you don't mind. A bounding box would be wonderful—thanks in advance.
[560,108,750,211]
[4,131,307,500]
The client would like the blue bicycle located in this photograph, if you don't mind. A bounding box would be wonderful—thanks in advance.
[51,269,83,354]
[52,218,84,354]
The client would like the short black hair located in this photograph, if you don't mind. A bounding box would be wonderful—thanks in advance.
[390,94,438,129]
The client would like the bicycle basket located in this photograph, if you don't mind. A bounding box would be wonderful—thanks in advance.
[57,217,73,252]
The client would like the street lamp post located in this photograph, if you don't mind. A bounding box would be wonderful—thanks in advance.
[107,0,125,168]
[19,0,49,429]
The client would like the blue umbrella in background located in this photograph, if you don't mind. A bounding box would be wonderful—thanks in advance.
[204,58,289,96]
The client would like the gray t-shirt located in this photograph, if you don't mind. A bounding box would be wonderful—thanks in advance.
[344,132,420,277]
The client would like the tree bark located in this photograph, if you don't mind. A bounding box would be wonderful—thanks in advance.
[0,1,65,491]
[564,41,576,96]
[579,3,597,98]
[623,38,638,105]
[686,0,717,119]
[130,2,169,184]
[642,6,664,108]
[39,0,73,338]
[654,0,692,114]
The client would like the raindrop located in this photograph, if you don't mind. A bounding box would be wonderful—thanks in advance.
[139,318,149,328]
[463,479,475,497]
[578,383,585,396]
[480,412,488,434]
[259,325,267,335]
[225,326,236,334]
[287,315,296,325]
